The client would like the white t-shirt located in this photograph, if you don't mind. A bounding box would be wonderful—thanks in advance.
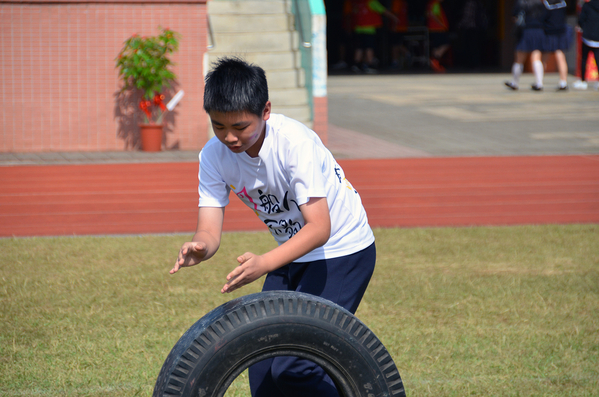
[198,113,374,262]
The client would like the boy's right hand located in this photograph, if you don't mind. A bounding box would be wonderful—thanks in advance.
[170,242,208,274]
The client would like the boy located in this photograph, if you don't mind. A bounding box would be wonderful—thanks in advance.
[171,57,376,397]
[351,0,399,74]
[427,0,450,72]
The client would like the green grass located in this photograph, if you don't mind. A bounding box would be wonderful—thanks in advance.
[1,225,598,396]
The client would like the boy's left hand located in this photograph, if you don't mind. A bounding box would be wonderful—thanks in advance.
[221,252,270,294]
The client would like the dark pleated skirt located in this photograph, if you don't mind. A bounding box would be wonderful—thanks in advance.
[543,25,574,52]
[515,28,545,52]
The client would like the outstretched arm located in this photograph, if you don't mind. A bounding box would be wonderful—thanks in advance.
[170,206,224,274]
[221,197,331,293]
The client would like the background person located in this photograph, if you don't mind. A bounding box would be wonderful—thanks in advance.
[573,0,599,90]
[427,0,451,72]
[505,0,548,91]
[351,0,399,73]
[540,0,572,90]
[389,0,411,69]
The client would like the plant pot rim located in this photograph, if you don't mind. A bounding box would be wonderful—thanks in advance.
[139,123,163,127]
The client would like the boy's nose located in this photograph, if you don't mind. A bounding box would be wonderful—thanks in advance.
[224,131,238,143]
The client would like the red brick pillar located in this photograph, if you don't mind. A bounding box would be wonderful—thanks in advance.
[313,97,328,145]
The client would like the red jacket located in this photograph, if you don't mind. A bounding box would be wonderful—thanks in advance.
[353,0,383,28]
[391,0,409,32]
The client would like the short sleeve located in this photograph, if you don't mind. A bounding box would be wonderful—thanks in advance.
[285,139,329,206]
[198,149,230,207]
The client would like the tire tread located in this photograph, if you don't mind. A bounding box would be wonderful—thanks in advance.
[154,292,406,397]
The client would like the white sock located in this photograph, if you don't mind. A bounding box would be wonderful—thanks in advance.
[512,63,523,85]
[559,80,567,88]
[532,60,544,87]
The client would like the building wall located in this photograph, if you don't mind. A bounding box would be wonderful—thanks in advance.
[0,0,208,152]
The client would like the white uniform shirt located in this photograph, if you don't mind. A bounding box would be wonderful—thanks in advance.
[198,113,374,262]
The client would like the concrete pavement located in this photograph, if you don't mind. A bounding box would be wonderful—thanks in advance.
[1,73,597,165]
[327,73,599,159]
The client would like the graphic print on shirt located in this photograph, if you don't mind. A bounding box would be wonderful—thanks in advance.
[233,185,302,238]
[230,160,357,241]
[234,186,259,216]
[258,189,283,214]
[334,166,342,183]
[262,190,301,238]
[335,165,358,194]
[264,218,302,238]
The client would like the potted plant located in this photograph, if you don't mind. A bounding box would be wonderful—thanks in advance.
[116,27,180,151]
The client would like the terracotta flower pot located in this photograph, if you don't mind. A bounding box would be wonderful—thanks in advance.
[139,124,163,152]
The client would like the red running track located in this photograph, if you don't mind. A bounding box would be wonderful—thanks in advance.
[1,155,598,237]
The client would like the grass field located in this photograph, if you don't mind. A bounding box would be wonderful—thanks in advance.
[1,224,598,396]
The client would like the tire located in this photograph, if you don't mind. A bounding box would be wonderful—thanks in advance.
[153,291,406,397]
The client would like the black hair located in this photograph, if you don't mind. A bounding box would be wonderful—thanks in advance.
[203,57,269,117]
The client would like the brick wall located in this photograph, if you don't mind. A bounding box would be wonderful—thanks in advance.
[0,0,208,152]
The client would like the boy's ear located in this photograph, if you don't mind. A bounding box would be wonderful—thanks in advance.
[262,101,272,121]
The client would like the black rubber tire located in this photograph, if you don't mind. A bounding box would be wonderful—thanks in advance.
[153,291,406,397]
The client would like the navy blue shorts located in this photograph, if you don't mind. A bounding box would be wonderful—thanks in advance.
[248,243,376,397]
[353,32,377,50]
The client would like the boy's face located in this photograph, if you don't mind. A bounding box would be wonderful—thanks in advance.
[209,101,271,158]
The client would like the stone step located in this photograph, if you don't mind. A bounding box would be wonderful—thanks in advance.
[267,69,305,89]
[211,31,299,53]
[271,105,311,127]
[207,51,301,72]
[270,88,309,106]
[206,53,304,89]
[210,13,293,33]
[208,0,290,16]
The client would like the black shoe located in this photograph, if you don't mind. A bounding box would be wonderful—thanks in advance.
[556,85,568,91]
[531,84,543,91]
[504,81,518,90]
[363,65,378,74]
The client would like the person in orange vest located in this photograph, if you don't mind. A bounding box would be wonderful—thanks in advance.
[573,0,599,89]
[426,0,450,72]
[351,0,399,73]
[389,0,411,69]
[329,0,354,70]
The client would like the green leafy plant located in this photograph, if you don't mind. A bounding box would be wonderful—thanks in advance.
[116,27,180,124]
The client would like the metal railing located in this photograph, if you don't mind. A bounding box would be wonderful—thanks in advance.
[207,15,215,49]
[293,0,311,48]
[291,0,313,122]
